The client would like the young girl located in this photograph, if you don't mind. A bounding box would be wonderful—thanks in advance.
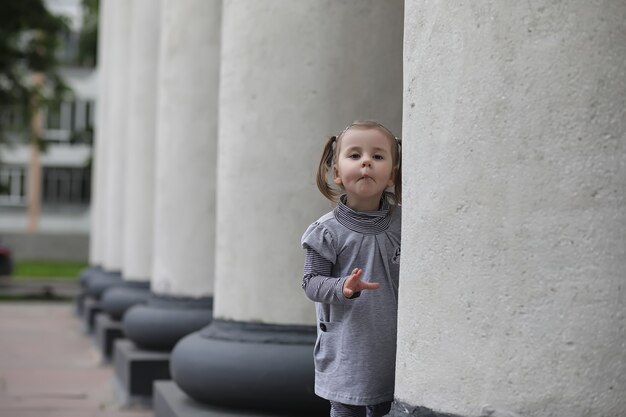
[301,120,402,417]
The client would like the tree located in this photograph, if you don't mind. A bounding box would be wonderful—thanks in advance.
[78,0,99,67]
[0,0,70,230]
[0,0,70,142]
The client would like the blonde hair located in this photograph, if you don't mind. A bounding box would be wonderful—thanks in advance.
[316,120,402,205]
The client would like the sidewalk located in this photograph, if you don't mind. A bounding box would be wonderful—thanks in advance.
[0,302,153,417]
[0,277,79,300]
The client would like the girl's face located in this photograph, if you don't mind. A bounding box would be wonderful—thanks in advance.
[333,127,395,210]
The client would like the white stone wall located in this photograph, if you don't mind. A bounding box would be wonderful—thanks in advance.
[396,1,626,416]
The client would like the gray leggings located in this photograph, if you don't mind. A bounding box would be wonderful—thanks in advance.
[330,401,392,417]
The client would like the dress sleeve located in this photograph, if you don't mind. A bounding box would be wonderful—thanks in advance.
[301,221,337,264]
[301,223,359,304]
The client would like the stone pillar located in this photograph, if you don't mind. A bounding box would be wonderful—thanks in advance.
[116,0,218,402]
[96,0,160,360]
[75,0,113,314]
[79,0,130,331]
[163,1,403,415]
[100,0,130,278]
[85,0,111,273]
[119,0,159,290]
[392,2,626,417]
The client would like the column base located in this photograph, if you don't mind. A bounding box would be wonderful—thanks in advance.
[76,269,123,322]
[85,270,123,300]
[95,313,124,362]
[74,265,103,316]
[101,283,151,321]
[123,293,213,351]
[388,401,464,417]
[154,380,295,417]
[78,265,102,287]
[170,319,328,415]
[82,296,102,334]
[113,339,171,404]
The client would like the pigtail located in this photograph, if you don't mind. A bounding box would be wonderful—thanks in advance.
[316,135,341,202]
[393,138,402,205]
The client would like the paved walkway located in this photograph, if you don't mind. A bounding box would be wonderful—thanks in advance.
[0,302,153,417]
[0,278,79,300]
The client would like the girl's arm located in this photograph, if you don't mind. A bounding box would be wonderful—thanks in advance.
[302,248,356,304]
[302,249,380,302]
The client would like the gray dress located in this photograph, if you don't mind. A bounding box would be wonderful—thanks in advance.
[301,196,401,405]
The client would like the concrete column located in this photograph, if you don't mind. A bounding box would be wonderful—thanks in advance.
[393,2,626,417]
[87,0,111,270]
[85,0,131,289]
[83,0,132,304]
[121,0,160,286]
[101,0,130,276]
[96,0,161,360]
[76,0,113,309]
[165,1,403,415]
[117,1,218,400]
[148,0,220,301]
[100,0,159,309]
[77,0,126,329]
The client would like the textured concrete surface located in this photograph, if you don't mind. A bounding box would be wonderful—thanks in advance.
[154,381,298,417]
[101,0,130,273]
[398,0,626,416]
[0,302,152,417]
[121,0,159,283]
[149,0,220,298]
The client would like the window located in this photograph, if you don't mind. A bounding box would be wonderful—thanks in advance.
[42,167,91,205]
[43,100,94,143]
[0,166,27,206]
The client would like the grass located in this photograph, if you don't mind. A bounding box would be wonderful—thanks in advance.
[12,260,87,280]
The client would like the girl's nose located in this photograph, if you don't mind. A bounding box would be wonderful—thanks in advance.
[362,159,372,167]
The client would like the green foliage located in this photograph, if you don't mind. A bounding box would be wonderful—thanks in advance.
[78,0,99,67]
[0,0,71,144]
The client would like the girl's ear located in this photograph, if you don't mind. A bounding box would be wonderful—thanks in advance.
[333,165,343,185]
[387,168,395,187]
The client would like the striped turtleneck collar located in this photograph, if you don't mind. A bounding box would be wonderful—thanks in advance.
[333,194,392,235]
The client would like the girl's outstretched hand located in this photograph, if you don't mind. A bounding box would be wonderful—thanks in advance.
[343,268,380,298]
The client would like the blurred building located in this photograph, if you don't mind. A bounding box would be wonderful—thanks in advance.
[0,0,95,260]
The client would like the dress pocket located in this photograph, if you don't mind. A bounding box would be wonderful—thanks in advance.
[313,321,342,374]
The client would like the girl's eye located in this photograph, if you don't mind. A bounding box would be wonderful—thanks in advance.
[373,155,384,160]
[348,154,360,159]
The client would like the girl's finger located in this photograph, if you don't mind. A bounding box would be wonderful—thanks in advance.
[361,281,380,290]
